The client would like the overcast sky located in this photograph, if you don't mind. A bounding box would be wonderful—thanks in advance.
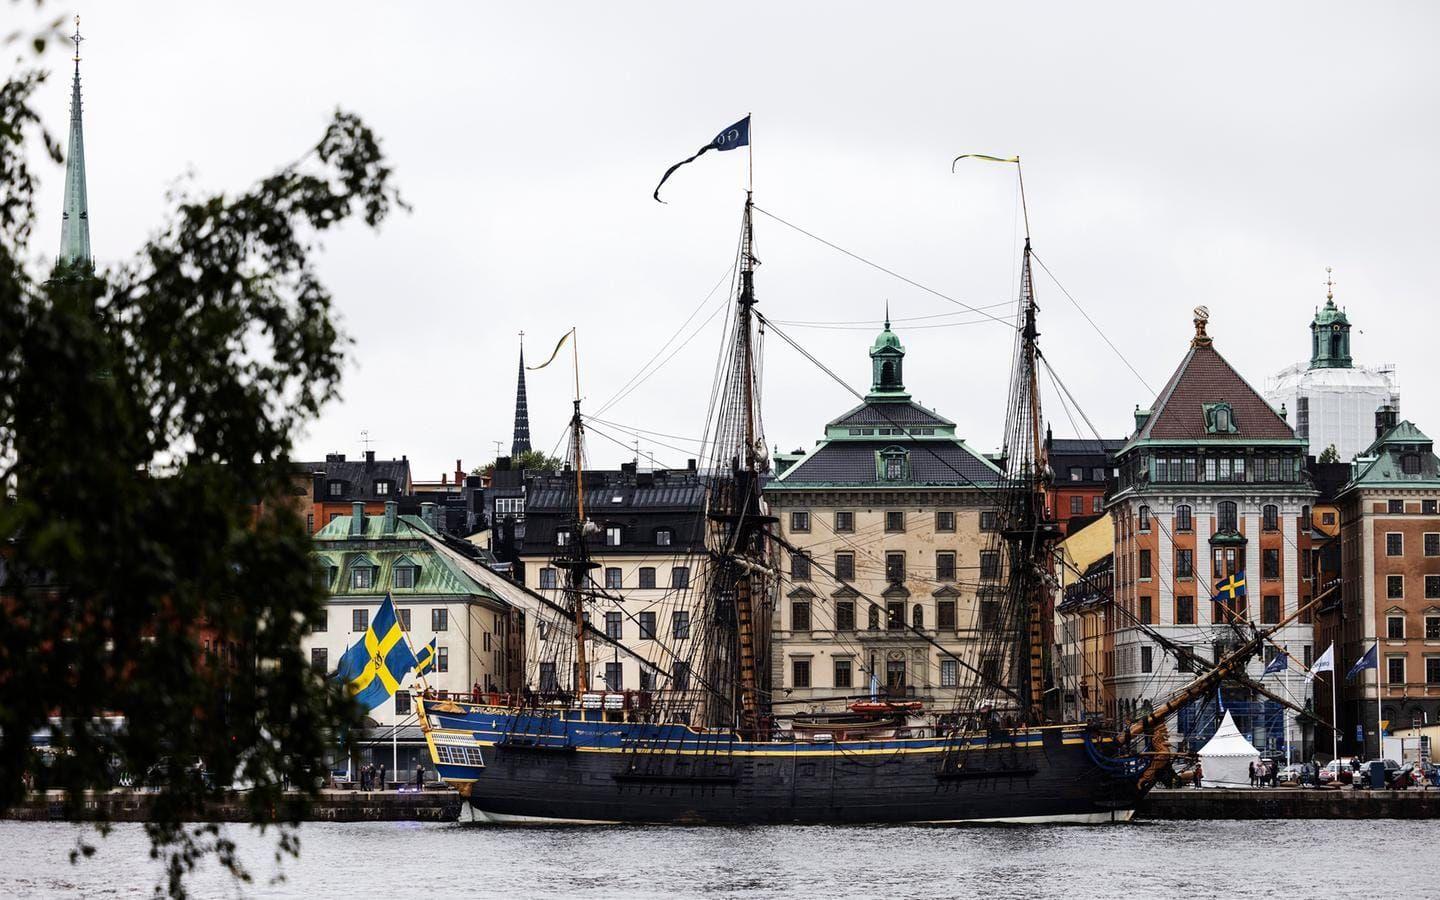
[14,2,1440,479]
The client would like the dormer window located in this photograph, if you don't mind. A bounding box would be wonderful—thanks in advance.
[556,529,572,547]
[878,446,909,482]
[374,479,392,496]
[605,525,623,547]
[655,529,673,547]
[1402,454,1422,475]
[351,564,376,590]
[327,480,345,497]
[1204,403,1238,434]
[392,556,419,589]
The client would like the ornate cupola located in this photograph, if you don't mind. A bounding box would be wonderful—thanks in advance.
[867,306,909,400]
[1309,268,1352,369]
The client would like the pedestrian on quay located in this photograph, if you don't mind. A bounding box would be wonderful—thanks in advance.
[1193,763,1203,789]
[1248,760,1257,788]
[379,763,387,790]
[414,763,424,790]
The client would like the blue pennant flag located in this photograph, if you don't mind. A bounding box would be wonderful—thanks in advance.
[653,115,750,202]
[1263,651,1289,676]
[332,594,417,711]
[1346,642,1378,680]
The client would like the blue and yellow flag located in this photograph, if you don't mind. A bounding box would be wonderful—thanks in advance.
[1212,572,1247,604]
[334,595,417,711]
[414,637,438,677]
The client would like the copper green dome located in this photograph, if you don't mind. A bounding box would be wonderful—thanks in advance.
[871,325,903,354]
[1313,297,1349,328]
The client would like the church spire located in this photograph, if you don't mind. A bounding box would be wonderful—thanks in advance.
[58,16,91,269]
[511,332,532,456]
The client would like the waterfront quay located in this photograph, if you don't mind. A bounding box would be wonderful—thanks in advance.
[3,789,461,824]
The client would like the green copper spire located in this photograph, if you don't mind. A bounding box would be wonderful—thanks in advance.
[58,16,91,269]
[867,305,908,399]
[1309,267,1352,369]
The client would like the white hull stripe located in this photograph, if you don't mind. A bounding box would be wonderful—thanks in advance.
[463,804,1135,826]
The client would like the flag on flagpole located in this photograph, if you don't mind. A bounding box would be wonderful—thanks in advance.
[653,115,751,202]
[414,637,438,676]
[1263,651,1289,676]
[526,328,574,371]
[333,594,418,711]
[1345,642,1378,680]
[1306,643,1335,683]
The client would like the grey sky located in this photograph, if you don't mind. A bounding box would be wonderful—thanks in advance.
[16,1,1440,479]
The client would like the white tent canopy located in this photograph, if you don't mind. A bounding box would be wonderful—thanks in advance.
[1198,710,1262,788]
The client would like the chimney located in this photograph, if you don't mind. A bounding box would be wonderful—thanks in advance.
[326,452,346,463]
[312,472,326,501]
[364,449,376,471]
[349,501,365,538]
[1134,405,1152,433]
[420,501,437,531]
[455,459,464,486]
[686,458,697,472]
[497,456,512,472]
[381,500,398,537]
[1376,404,1399,438]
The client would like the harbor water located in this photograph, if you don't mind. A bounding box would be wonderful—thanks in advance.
[0,818,1430,898]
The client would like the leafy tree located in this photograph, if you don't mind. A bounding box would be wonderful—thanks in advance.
[0,53,403,897]
[474,449,564,477]
[1317,444,1341,464]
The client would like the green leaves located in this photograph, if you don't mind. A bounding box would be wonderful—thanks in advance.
[0,71,401,896]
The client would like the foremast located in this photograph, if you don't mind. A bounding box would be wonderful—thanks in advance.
[556,338,599,695]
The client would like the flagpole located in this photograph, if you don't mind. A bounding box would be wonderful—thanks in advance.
[747,111,753,193]
[1285,657,1293,766]
[1376,642,1383,759]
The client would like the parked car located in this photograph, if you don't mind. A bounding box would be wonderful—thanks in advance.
[1277,764,1305,786]
[1320,758,1362,784]
[1397,762,1438,788]
[1358,758,1402,787]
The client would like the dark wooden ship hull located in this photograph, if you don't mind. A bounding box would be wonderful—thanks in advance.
[420,701,1150,825]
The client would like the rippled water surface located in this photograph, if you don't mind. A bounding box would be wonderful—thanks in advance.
[0,818,1430,899]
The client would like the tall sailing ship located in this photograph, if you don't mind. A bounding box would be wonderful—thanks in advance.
[416,180,1308,825]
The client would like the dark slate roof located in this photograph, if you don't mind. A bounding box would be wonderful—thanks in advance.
[1049,438,1126,455]
[1308,461,1353,502]
[1136,344,1295,442]
[298,454,412,501]
[526,471,704,512]
[831,401,953,428]
[777,440,999,487]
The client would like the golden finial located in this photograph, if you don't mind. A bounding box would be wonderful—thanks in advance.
[72,15,83,64]
[1191,305,1212,347]
[1324,266,1335,303]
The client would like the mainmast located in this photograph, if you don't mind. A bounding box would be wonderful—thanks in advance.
[556,335,598,695]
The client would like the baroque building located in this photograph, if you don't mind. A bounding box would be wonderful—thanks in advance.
[764,320,1002,712]
[1264,273,1399,462]
[1109,311,1318,754]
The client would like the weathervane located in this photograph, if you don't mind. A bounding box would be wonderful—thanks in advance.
[1325,266,1335,303]
[71,15,83,63]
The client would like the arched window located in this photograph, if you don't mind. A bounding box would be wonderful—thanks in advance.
[1174,505,1193,532]
[1262,504,1279,531]
[1139,506,1151,531]
[912,604,924,630]
[1218,501,1239,533]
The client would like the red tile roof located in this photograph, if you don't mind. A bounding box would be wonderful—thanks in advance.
[1138,343,1296,442]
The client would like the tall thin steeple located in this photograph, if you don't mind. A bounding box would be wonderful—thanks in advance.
[58,15,91,269]
[511,332,532,456]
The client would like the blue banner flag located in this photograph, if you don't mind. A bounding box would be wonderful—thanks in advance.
[1263,651,1289,676]
[1345,642,1378,680]
[653,115,750,202]
[334,594,417,711]
[415,637,438,677]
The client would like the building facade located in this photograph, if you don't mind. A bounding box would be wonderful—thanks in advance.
[300,451,414,534]
[1054,514,1116,721]
[1046,434,1124,536]
[764,321,1002,713]
[1264,277,1399,462]
[1335,411,1440,757]
[1109,312,1318,754]
[518,465,708,696]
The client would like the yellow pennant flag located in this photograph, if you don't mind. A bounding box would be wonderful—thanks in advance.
[526,328,575,371]
[952,153,1020,172]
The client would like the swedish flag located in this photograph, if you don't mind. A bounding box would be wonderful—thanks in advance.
[414,637,438,676]
[1212,572,1247,604]
[334,595,417,711]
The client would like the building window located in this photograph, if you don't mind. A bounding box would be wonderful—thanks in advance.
[1139,549,1152,580]
[1262,548,1280,579]
[1427,575,1440,599]
[937,600,956,630]
[1217,501,1239,533]
[1425,500,1438,515]
[638,611,656,640]
[1178,652,1193,674]
[306,513,315,533]
[1387,657,1405,685]
[1262,595,1281,625]
[1141,646,1153,674]
[436,647,449,673]
[374,480,391,496]
[1389,499,1405,514]
[1262,505,1278,531]
[326,480,346,498]
[539,567,557,590]
[1139,596,1152,625]
[605,612,622,639]
[883,552,906,584]
[352,609,369,632]
[1092,467,1107,482]
[1069,466,1084,482]
[1176,595,1195,625]
[834,659,853,689]
[1174,505,1193,532]
[393,566,416,589]
[979,551,1001,579]
[655,529,673,546]
[605,567,622,590]
[980,510,998,531]
[912,604,924,630]
[885,511,905,532]
[791,552,812,581]
[1428,658,1440,685]
[1425,534,1440,557]
[1139,506,1151,531]
[397,608,411,631]
[672,611,690,639]
[395,691,411,715]
[836,600,855,631]
[605,525,623,547]
[790,511,811,533]
[868,607,880,631]
[604,662,623,691]
[1427,616,1440,640]
[792,600,812,632]
[936,510,956,532]
[835,552,856,582]
[671,567,690,589]
[1387,533,1404,557]
[539,662,559,693]
[792,658,812,689]
[311,648,328,672]
[432,608,448,631]
[638,567,656,589]
[1175,549,1193,579]
[881,449,908,481]
[980,599,999,629]
[1069,496,1083,515]
[352,566,375,590]
[835,511,855,532]
[671,661,690,692]
[1093,496,1103,513]
[940,658,959,688]
[1388,615,1405,639]
[885,601,905,630]
[1213,546,1240,581]
[1388,575,1405,600]
[556,529,571,547]
[1402,455,1423,475]
[936,551,956,582]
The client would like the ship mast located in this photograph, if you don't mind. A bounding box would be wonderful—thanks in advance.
[557,333,598,694]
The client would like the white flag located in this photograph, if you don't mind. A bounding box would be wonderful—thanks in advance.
[1306,643,1335,683]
